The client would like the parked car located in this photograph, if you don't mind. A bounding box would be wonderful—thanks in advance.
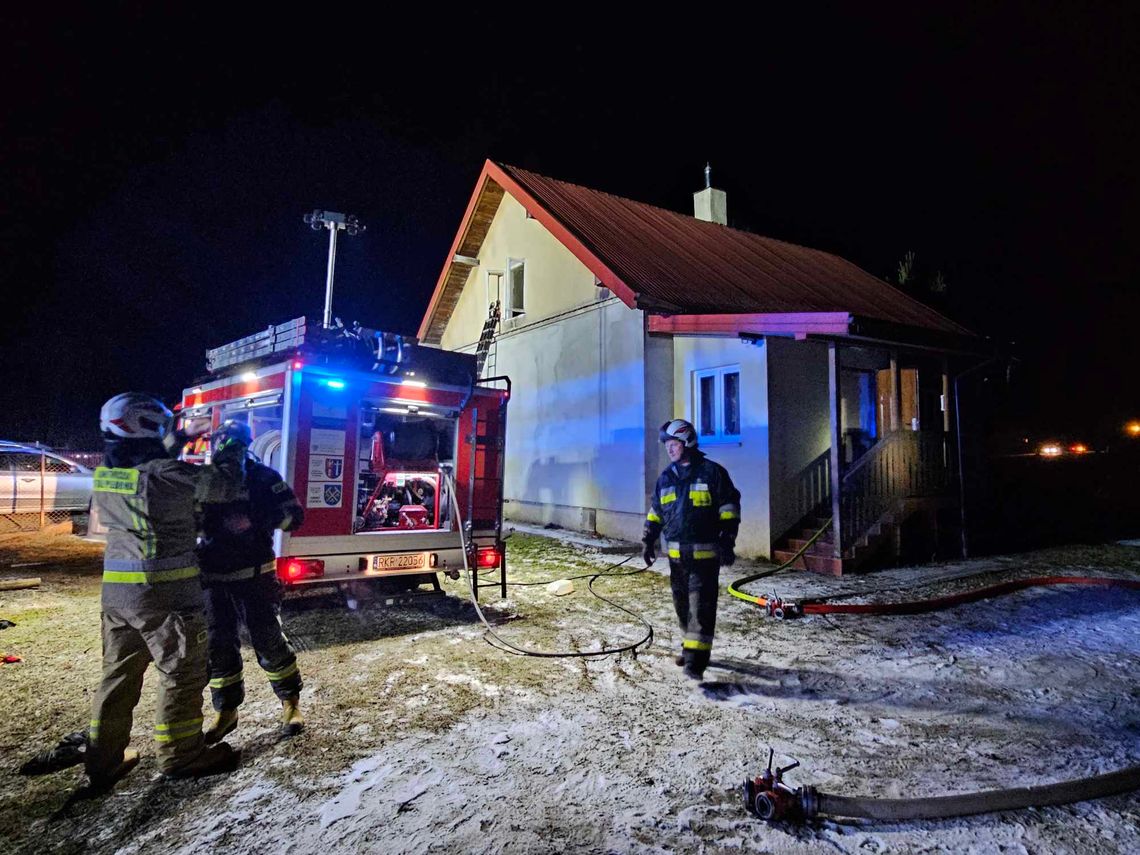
[0,441,93,514]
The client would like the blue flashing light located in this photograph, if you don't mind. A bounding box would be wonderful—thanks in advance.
[325,379,346,389]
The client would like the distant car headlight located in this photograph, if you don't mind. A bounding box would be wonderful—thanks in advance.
[1038,443,1063,457]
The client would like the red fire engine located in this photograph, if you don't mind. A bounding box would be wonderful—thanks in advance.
[177,317,509,599]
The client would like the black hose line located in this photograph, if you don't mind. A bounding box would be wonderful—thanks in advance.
[444,472,654,659]
[810,764,1140,821]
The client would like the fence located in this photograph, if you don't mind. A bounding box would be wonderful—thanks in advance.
[0,447,99,533]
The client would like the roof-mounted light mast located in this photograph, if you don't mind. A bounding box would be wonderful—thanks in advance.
[303,210,366,328]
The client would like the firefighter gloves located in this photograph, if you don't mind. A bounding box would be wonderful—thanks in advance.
[720,536,737,567]
[642,541,657,566]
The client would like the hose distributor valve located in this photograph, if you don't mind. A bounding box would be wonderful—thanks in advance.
[765,596,802,620]
[742,749,817,823]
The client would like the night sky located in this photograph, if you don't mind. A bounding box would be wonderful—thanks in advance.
[3,7,1137,448]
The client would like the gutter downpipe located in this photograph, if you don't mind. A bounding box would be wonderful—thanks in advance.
[953,356,1000,559]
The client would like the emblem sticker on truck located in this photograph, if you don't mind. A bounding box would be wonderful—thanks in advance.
[307,483,343,508]
[308,455,344,481]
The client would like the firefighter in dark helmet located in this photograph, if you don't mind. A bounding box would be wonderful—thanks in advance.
[198,419,306,743]
[643,418,741,680]
[86,393,242,787]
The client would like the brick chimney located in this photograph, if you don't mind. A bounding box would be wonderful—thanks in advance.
[693,163,727,225]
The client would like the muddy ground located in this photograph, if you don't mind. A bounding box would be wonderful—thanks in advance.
[1,524,1139,854]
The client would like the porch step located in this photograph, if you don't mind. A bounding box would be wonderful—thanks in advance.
[771,549,845,577]
[787,536,836,552]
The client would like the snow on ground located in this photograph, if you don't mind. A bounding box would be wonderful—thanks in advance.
[3,529,1139,853]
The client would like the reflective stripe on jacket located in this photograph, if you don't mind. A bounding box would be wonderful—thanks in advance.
[644,451,740,547]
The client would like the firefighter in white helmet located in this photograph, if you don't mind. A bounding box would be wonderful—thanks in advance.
[85,393,242,789]
[197,419,306,743]
[643,418,741,680]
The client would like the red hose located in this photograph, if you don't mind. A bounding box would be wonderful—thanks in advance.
[756,576,1140,617]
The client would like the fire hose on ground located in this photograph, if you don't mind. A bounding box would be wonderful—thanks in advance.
[744,748,1140,823]
[444,491,1140,821]
[727,517,1140,617]
[444,471,654,658]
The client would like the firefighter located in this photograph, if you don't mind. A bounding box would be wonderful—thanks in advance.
[198,419,306,743]
[86,393,241,788]
[642,419,741,680]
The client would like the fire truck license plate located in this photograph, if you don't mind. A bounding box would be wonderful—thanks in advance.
[371,553,425,572]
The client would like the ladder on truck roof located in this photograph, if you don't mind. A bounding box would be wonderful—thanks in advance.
[206,318,310,373]
[206,317,408,375]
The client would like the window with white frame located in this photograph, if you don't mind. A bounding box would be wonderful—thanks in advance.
[506,258,525,318]
[693,366,741,441]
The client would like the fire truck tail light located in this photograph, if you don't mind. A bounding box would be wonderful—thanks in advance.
[292,360,303,369]
[476,547,500,568]
[277,558,325,582]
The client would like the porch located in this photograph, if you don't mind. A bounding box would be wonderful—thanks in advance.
[771,342,961,574]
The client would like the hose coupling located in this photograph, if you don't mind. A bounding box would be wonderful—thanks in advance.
[765,596,802,619]
[743,749,810,822]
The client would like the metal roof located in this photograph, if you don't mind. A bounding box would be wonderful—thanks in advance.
[418,160,973,343]
[498,163,970,335]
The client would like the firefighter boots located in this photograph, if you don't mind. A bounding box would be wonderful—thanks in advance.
[161,743,241,780]
[87,747,139,792]
[281,697,304,736]
[204,709,239,745]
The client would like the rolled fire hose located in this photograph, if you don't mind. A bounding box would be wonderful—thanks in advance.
[806,764,1140,821]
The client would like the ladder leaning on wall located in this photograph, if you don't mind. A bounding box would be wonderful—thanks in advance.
[474,300,501,378]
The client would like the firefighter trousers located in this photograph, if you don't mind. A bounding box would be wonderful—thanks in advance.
[668,545,720,673]
[204,570,302,711]
[87,606,209,777]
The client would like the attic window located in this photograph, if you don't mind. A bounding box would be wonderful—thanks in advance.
[507,258,525,318]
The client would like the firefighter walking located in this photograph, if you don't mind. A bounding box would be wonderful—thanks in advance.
[87,393,241,788]
[198,420,306,743]
[643,419,740,680]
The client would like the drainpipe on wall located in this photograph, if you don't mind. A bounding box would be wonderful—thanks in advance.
[953,357,1000,558]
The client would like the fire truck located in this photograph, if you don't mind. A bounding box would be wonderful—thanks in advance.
[177,317,509,600]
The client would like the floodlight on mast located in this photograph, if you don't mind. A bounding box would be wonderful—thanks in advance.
[303,209,366,327]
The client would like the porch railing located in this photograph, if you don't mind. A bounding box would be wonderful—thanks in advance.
[839,430,953,553]
[790,449,832,527]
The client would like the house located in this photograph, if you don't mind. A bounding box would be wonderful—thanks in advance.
[418,161,985,573]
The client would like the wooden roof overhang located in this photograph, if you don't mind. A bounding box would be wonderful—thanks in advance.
[418,161,641,344]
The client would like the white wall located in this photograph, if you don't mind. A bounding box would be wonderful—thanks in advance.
[765,338,831,545]
[489,301,649,541]
[671,336,770,558]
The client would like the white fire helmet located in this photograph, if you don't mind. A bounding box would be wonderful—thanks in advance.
[659,418,698,449]
[100,393,173,440]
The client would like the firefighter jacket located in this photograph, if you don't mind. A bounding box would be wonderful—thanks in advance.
[197,460,304,579]
[644,451,741,551]
[94,454,239,612]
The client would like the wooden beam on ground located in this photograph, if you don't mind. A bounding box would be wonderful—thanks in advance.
[0,578,41,591]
